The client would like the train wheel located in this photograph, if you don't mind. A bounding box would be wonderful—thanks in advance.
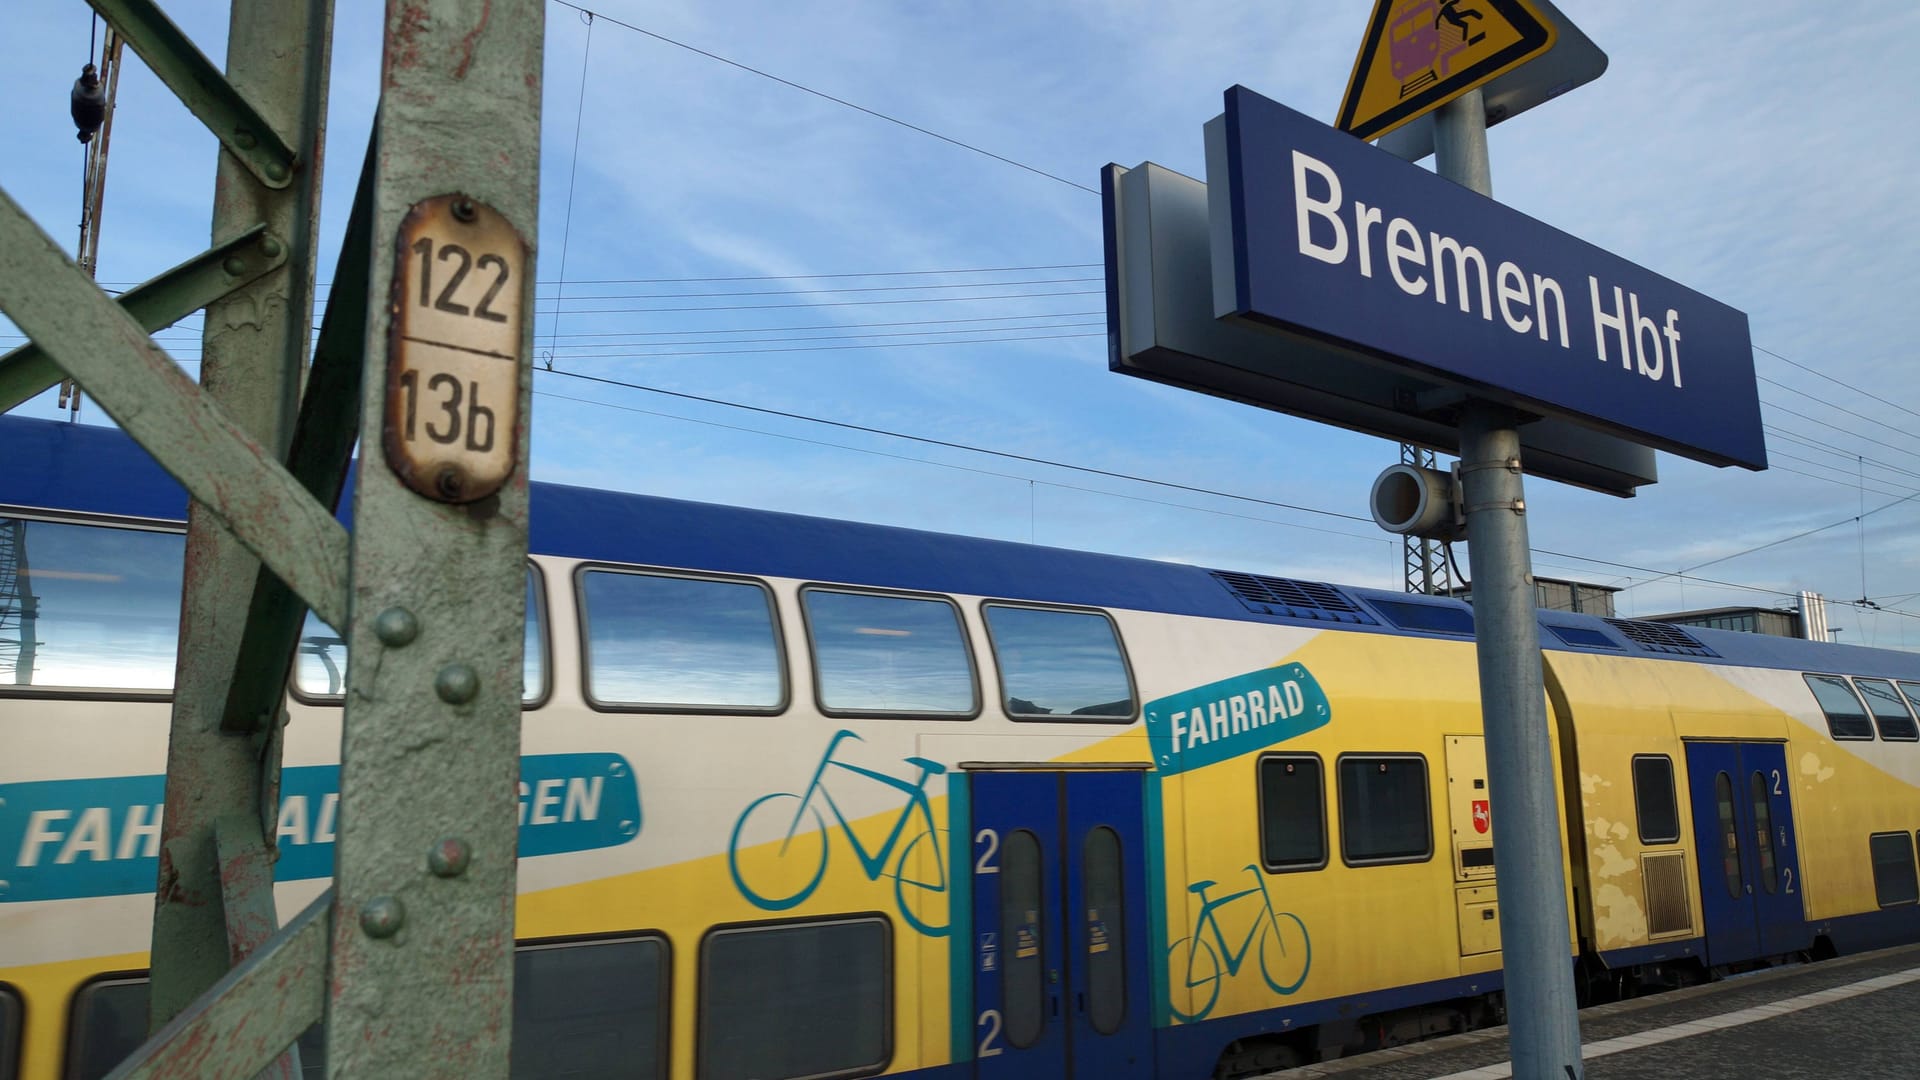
[728,792,828,910]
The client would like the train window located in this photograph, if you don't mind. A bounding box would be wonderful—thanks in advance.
[1899,683,1920,728]
[1630,755,1680,845]
[1000,828,1047,1049]
[513,936,669,1080]
[1,983,18,1080]
[698,917,889,1080]
[1336,755,1431,865]
[1803,674,1875,740]
[1748,772,1778,894]
[65,975,325,1080]
[803,588,977,717]
[1853,678,1919,741]
[1871,832,1919,908]
[981,604,1133,721]
[63,938,663,1080]
[295,566,549,705]
[580,568,783,712]
[1083,826,1128,1036]
[65,975,147,1080]
[1258,754,1327,871]
[0,517,183,692]
[1714,772,1742,900]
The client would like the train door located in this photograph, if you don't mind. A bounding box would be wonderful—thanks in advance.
[1683,742,1806,967]
[968,770,1153,1080]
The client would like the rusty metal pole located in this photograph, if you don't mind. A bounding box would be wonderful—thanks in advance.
[321,1,544,1074]
[148,0,334,1035]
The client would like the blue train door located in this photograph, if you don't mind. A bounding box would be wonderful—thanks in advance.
[1684,741,1806,967]
[968,769,1153,1080]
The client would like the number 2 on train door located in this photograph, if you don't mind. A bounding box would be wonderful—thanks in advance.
[968,770,1153,1080]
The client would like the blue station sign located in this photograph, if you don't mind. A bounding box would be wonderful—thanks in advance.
[1208,86,1765,470]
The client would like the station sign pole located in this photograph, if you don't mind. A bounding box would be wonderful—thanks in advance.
[1435,88,1585,1079]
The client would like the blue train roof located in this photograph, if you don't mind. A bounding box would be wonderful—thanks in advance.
[4,415,1916,679]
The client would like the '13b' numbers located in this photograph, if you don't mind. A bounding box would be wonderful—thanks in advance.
[386,195,527,503]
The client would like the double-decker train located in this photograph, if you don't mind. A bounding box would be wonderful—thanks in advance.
[5,413,1920,1080]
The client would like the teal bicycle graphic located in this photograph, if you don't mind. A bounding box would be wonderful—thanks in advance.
[727,729,949,937]
[1167,865,1312,1022]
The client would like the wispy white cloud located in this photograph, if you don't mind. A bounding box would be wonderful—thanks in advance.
[7,0,1920,647]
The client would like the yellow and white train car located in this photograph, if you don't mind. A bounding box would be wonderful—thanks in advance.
[6,416,1920,1080]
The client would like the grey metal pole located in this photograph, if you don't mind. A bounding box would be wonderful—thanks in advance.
[1436,88,1585,1080]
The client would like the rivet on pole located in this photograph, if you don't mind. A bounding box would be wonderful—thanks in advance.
[360,896,405,939]
[435,663,479,704]
[375,607,419,647]
[428,838,472,878]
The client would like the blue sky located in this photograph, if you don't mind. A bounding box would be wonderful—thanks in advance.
[5,1,1920,647]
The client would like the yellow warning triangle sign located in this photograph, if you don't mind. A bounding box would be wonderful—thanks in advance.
[1337,0,1556,142]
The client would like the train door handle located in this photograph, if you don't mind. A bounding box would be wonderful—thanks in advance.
[1076,991,1086,1014]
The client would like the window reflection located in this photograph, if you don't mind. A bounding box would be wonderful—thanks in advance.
[1855,678,1919,740]
[984,604,1132,720]
[0,517,183,691]
[296,569,547,704]
[1804,674,1874,740]
[804,589,975,715]
[581,570,782,710]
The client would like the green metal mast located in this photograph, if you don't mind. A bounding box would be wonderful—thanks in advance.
[0,1,544,1075]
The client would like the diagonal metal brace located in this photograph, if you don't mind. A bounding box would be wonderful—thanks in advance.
[102,891,328,1080]
[213,815,302,1079]
[221,139,376,734]
[86,0,297,189]
[0,188,347,630]
[0,225,287,413]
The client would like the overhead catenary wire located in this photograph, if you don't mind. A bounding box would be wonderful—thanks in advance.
[529,310,1107,338]
[1757,344,1920,428]
[31,337,1920,629]
[88,262,1106,291]
[29,307,1920,615]
[1764,425,1920,483]
[534,365,1376,526]
[0,309,1111,348]
[538,276,1102,303]
[537,320,1106,351]
[532,388,1392,546]
[533,288,1105,316]
[19,3,1916,630]
[529,363,1920,624]
[1761,398,1920,466]
[1760,374,1920,447]
[1768,454,1915,500]
[535,369,1920,627]
[99,328,1109,364]
[546,9,596,367]
[44,206,1920,634]
[544,0,1098,195]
